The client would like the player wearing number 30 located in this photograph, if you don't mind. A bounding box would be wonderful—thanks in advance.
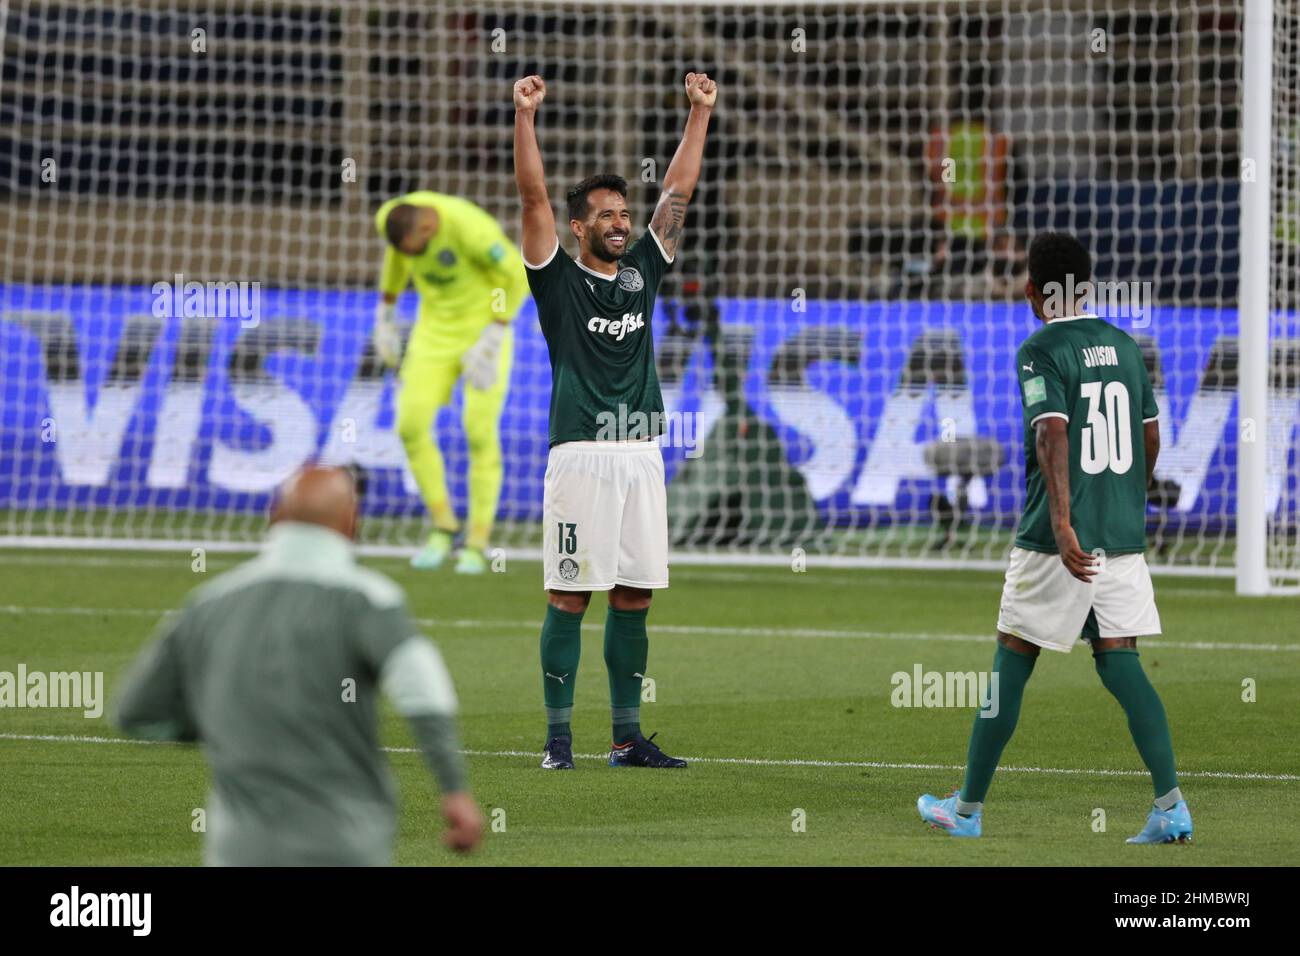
[372,192,529,574]
[918,233,1191,844]
[513,72,716,770]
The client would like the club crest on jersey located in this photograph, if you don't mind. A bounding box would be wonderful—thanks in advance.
[558,558,580,582]
[437,249,457,267]
[587,312,644,342]
[617,266,644,292]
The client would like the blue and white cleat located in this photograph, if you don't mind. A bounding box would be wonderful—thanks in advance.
[540,736,575,770]
[410,530,454,570]
[1127,801,1193,844]
[917,793,983,838]
[608,732,687,768]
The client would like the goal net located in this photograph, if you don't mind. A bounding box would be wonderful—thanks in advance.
[0,0,1294,583]
[1265,0,1300,589]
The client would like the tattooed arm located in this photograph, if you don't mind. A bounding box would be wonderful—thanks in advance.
[648,72,717,261]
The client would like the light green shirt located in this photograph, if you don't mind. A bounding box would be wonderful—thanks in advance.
[115,522,464,866]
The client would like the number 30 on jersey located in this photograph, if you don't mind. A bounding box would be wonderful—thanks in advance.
[1079,381,1133,475]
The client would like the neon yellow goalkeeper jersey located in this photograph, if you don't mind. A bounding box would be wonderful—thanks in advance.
[375,191,528,356]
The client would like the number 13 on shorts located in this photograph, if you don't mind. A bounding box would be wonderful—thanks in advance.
[557,522,577,554]
[544,519,583,588]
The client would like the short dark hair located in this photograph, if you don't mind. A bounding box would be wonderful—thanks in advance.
[566,174,628,222]
[1027,232,1091,298]
[384,203,421,249]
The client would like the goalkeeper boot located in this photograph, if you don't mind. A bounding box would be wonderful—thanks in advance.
[455,549,488,575]
[608,732,687,768]
[541,736,575,770]
[1127,800,1192,844]
[917,792,983,838]
[410,530,454,570]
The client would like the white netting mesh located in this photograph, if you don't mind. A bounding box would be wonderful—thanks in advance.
[0,0,1291,578]
[1269,0,1300,587]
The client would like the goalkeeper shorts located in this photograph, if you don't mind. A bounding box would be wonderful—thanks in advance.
[995,547,1161,652]
[542,439,669,592]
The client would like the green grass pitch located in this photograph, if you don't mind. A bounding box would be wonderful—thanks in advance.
[2,547,1297,866]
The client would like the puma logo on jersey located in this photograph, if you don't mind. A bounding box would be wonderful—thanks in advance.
[584,278,596,293]
[1022,362,1034,373]
[545,672,568,684]
[587,312,644,342]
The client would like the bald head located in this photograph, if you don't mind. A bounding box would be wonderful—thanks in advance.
[271,466,358,539]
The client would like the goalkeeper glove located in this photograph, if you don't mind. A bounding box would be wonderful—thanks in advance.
[373,301,403,368]
[462,321,509,391]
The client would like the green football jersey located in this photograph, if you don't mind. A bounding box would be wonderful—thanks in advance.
[1014,314,1158,555]
[525,229,673,446]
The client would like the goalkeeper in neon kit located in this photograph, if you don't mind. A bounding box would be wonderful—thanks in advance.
[373,192,529,573]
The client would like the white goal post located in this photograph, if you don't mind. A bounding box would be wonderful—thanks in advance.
[0,0,1295,589]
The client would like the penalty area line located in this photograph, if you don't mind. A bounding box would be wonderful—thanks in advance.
[2,733,1297,782]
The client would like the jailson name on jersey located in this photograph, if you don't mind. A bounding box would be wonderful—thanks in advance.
[587,312,644,341]
[1082,345,1121,367]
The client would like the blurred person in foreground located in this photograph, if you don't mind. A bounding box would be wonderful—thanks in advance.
[115,465,483,865]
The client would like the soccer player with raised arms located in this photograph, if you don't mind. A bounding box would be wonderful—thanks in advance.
[373,191,529,574]
[918,233,1192,844]
[512,71,716,770]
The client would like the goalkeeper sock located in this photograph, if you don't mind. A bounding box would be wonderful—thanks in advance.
[540,605,583,739]
[959,641,1037,806]
[604,607,649,745]
[1093,648,1179,799]
[429,503,459,535]
[466,523,492,553]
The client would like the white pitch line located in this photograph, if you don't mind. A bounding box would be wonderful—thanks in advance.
[2,732,1297,782]
[3,604,1297,653]
[0,605,167,617]
[0,554,1248,598]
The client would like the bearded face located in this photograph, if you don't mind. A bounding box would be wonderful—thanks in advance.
[574,188,631,262]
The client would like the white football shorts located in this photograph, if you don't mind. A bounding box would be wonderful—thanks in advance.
[996,546,1161,652]
[542,440,669,592]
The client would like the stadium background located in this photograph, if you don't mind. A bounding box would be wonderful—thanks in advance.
[3,0,1300,872]
[0,0,1294,577]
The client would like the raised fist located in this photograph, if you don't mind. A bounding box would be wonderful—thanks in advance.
[684,72,717,108]
[514,75,546,111]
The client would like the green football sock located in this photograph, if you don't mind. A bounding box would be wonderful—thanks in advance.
[959,642,1037,806]
[1094,648,1179,798]
[604,607,649,745]
[540,605,583,739]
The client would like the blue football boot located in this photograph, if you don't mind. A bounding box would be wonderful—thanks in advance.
[917,792,983,837]
[540,736,575,770]
[1127,801,1193,844]
[608,732,687,768]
